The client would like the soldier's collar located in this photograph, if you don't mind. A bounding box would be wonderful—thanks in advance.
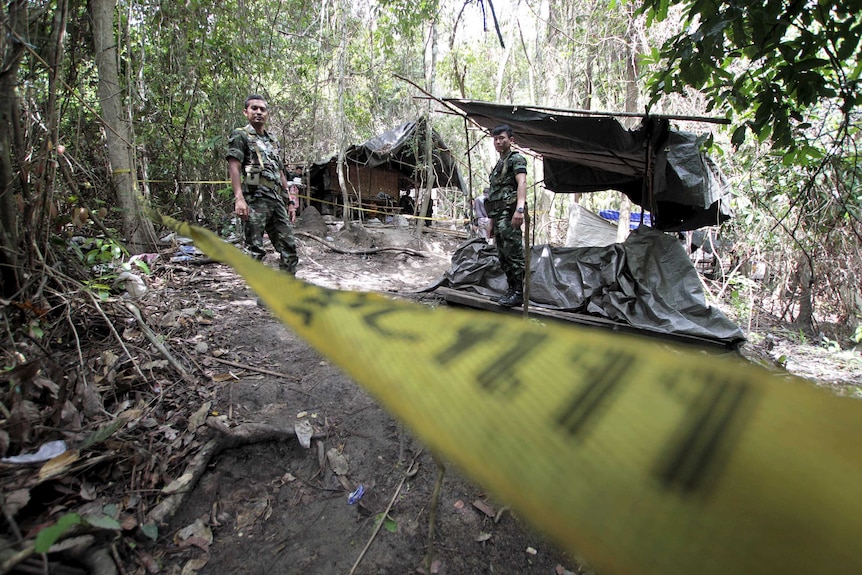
[244,124,270,138]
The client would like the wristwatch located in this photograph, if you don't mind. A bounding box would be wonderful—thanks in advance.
[516,207,525,213]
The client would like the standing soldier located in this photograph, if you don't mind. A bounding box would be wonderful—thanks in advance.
[226,94,299,274]
[486,124,527,307]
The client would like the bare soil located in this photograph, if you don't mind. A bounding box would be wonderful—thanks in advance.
[135,217,582,575]
[2,212,860,575]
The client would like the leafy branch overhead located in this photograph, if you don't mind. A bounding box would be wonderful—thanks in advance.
[640,0,862,151]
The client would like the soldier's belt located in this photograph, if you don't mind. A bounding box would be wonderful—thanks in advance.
[486,198,515,212]
[259,176,281,190]
[246,176,281,193]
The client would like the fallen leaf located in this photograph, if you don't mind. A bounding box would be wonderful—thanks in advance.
[326,447,349,475]
[175,519,213,547]
[178,535,211,552]
[472,499,496,518]
[235,499,270,532]
[79,482,97,501]
[415,559,441,574]
[137,551,160,573]
[187,401,212,431]
[38,450,80,482]
[33,375,60,397]
[4,489,30,516]
[120,514,138,531]
[180,557,209,575]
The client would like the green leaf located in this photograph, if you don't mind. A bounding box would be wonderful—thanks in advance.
[78,418,125,451]
[35,513,82,553]
[141,523,159,541]
[731,125,747,147]
[383,516,398,533]
[132,259,151,274]
[85,515,122,530]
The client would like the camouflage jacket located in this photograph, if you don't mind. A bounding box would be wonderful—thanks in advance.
[226,124,285,197]
[488,149,527,204]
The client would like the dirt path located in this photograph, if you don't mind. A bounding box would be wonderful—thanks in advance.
[156,223,581,575]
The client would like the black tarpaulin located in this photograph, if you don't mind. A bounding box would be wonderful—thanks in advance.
[436,226,744,345]
[309,117,466,191]
[444,99,731,231]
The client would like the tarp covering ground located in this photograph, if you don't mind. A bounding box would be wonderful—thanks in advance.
[436,226,744,345]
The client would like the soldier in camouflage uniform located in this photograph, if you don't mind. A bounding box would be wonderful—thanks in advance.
[486,124,527,307]
[226,95,299,274]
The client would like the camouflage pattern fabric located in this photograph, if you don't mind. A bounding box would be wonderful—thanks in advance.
[226,125,285,195]
[487,150,527,203]
[487,203,525,288]
[488,149,528,289]
[243,194,298,274]
[226,124,297,273]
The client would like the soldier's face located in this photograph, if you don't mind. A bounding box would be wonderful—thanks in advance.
[245,99,269,127]
[494,132,513,154]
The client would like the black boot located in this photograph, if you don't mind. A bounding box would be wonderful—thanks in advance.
[498,289,524,308]
[490,287,514,303]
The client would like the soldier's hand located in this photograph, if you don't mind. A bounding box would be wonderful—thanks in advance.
[511,211,524,229]
[288,205,297,222]
[235,197,250,220]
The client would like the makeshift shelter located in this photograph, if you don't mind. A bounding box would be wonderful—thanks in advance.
[432,100,742,347]
[444,99,731,231]
[307,118,466,217]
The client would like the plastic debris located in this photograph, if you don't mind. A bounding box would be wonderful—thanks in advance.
[160,232,194,245]
[294,419,314,448]
[116,271,148,298]
[1,440,67,464]
[348,484,365,505]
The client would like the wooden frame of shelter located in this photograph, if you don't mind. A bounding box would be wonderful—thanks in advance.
[306,117,466,221]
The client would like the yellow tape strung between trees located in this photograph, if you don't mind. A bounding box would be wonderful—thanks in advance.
[156,214,862,575]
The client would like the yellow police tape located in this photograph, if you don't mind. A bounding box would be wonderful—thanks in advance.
[157,214,862,575]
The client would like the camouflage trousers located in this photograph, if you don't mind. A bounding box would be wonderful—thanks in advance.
[243,194,298,274]
[489,205,525,290]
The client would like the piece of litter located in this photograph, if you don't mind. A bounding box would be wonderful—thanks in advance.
[348,484,365,505]
[294,419,313,448]
[526,546,538,555]
[1,440,67,464]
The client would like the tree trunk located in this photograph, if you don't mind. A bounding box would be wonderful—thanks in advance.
[795,255,815,335]
[0,1,28,297]
[493,18,513,102]
[334,0,353,228]
[616,7,642,243]
[90,0,156,253]
[415,21,437,239]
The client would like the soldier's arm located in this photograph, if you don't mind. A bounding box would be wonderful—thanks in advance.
[515,172,527,211]
[228,158,249,219]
